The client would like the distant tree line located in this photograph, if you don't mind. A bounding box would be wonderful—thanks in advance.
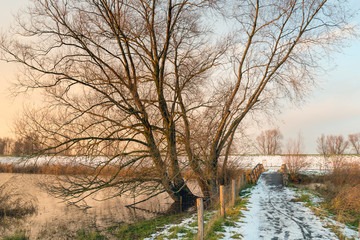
[0,136,39,156]
[317,133,360,155]
[0,133,138,156]
[256,129,360,155]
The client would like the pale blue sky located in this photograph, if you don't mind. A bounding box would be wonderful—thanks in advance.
[278,4,360,153]
[0,0,359,154]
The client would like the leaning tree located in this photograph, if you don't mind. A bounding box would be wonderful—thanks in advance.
[0,0,355,205]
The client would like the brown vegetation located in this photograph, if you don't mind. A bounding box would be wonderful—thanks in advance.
[296,161,360,227]
[331,184,360,216]
[0,182,37,220]
[284,134,309,182]
[0,162,162,179]
[0,161,245,188]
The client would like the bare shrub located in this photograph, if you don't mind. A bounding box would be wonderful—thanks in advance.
[217,162,244,186]
[305,160,360,227]
[329,161,360,185]
[0,163,13,173]
[0,182,37,220]
[284,134,309,182]
[331,184,360,215]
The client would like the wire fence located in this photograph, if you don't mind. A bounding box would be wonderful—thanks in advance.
[140,164,265,240]
[196,164,264,240]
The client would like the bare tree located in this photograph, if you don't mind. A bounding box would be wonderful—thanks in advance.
[256,129,283,155]
[317,134,349,171]
[284,134,309,179]
[348,133,360,154]
[0,138,9,155]
[316,134,327,155]
[2,0,222,205]
[0,0,355,204]
[199,0,355,195]
[317,134,349,155]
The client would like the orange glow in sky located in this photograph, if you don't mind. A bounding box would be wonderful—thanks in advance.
[0,1,360,153]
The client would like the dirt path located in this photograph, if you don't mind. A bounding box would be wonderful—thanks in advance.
[238,171,338,240]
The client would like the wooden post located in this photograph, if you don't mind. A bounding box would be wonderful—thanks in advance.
[231,180,236,206]
[220,185,225,217]
[238,176,242,192]
[179,196,182,212]
[197,198,204,240]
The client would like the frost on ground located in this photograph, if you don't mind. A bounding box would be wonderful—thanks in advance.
[144,210,216,240]
[295,187,359,240]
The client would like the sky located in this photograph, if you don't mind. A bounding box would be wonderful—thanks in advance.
[0,0,29,139]
[0,1,359,154]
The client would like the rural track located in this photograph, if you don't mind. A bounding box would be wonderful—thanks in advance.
[238,171,338,240]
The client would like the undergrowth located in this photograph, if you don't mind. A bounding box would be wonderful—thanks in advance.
[76,230,106,240]
[205,198,248,239]
[2,230,28,240]
[107,213,186,240]
[290,169,360,239]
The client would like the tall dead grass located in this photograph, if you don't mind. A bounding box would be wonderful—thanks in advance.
[0,182,37,220]
[306,160,360,227]
[331,184,360,215]
[0,162,161,179]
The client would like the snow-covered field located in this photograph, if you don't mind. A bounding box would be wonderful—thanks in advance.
[226,154,360,171]
[2,155,359,170]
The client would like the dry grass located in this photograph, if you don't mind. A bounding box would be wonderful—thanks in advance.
[299,161,360,228]
[0,182,37,220]
[0,162,160,179]
[331,184,360,215]
[219,166,245,185]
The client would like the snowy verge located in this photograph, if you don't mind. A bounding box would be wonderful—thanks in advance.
[293,187,360,240]
[144,210,216,240]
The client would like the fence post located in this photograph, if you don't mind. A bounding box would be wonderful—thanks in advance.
[220,185,225,217]
[197,198,204,240]
[179,196,182,212]
[238,176,242,192]
[231,180,236,206]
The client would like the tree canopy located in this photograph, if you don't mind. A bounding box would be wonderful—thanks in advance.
[0,0,355,205]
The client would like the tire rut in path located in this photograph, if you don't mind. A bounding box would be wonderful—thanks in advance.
[239,171,337,240]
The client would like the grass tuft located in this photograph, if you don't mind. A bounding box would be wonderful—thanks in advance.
[2,230,28,240]
[76,230,106,240]
[108,213,185,240]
